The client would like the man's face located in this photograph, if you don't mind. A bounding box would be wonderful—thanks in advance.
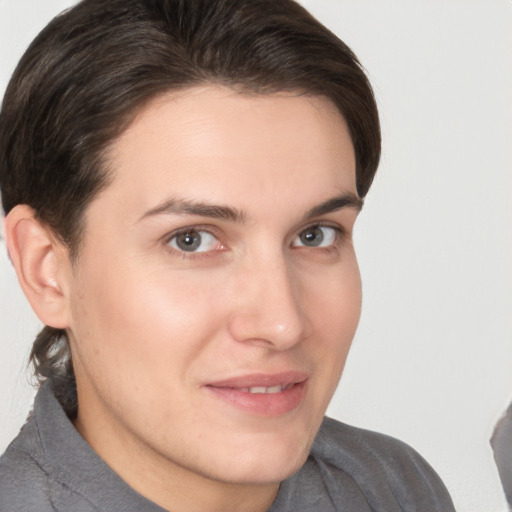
[65,86,362,487]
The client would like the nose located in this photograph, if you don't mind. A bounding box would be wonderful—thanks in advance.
[227,255,310,350]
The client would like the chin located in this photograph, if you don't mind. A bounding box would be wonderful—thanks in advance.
[203,428,314,485]
[200,401,328,485]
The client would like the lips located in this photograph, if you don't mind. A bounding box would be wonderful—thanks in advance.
[204,372,308,416]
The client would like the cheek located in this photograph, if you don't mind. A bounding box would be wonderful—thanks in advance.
[308,255,362,338]
[305,257,362,392]
[67,258,223,388]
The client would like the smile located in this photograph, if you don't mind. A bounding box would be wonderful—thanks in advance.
[204,373,308,416]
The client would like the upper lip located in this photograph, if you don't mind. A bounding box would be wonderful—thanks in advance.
[205,371,309,389]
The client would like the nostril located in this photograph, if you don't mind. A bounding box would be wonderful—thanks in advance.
[227,307,307,350]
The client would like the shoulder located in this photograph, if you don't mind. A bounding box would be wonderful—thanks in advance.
[315,416,433,469]
[0,412,99,512]
[311,417,455,511]
[1,385,163,512]
[0,416,54,512]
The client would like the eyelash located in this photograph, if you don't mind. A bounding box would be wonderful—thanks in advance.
[163,224,224,260]
[162,222,346,260]
[292,223,346,255]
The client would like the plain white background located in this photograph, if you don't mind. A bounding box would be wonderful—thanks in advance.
[1,1,511,511]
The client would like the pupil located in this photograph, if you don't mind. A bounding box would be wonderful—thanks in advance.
[177,231,201,251]
[301,227,323,247]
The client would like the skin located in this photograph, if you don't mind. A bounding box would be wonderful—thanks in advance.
[18,86,363,511]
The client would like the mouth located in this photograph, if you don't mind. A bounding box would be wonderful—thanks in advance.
[203,372,308,417]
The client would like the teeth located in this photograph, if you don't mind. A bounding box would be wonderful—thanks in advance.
[248,385,284,394]
[249,386,267,394]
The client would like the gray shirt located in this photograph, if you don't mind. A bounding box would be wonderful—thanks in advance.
[0,383,454,511]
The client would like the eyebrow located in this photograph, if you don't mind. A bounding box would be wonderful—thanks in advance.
[138,192,362,224]
[139,197,244,223]
[303,193,363,220]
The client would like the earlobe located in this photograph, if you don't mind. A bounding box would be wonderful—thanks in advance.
[5,204,71,329]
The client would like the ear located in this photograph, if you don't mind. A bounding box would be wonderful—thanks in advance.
[4,205,71,329]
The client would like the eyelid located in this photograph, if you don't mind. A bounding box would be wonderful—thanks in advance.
[162,224,226,258]
[162,224,221,244]
[296,221,346,238]
[290,221,347,251]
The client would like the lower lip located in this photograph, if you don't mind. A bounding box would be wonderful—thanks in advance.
[204,381,307,417]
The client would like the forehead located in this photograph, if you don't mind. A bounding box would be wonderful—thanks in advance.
[97,85,356,221]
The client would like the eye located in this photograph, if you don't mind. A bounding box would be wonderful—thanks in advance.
[167,229,221,253]
[292,225,338,248]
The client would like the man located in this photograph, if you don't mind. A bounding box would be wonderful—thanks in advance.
[0,0,454,510]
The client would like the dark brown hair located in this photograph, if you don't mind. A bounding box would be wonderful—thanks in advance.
[0,0,380,413]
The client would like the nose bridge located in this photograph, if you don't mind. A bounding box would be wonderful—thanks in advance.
[228,248,307,349]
